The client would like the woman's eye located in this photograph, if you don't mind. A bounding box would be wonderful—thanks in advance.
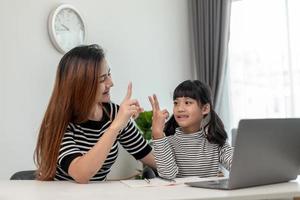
[99,77,106,83]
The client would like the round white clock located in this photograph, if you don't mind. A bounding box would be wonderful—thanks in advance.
[48,4,86,54]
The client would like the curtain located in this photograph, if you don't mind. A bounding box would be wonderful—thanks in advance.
[190,0,232,107]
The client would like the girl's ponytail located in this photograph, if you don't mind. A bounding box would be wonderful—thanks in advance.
[164,115,178,136]
[206,109,227,146]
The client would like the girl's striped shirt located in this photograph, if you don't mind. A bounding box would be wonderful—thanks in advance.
[153,128,233,179]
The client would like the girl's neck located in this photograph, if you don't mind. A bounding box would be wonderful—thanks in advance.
[181,126,201,134]
[88,103,103,121]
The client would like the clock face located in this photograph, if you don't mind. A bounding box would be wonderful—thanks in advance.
[48,5,86,54]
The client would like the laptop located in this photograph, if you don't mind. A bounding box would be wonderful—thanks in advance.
[185,118,300,190]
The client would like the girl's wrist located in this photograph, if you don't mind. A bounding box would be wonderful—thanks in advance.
[152,131,165,140]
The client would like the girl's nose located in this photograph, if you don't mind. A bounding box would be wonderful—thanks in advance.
[177,103,185,112]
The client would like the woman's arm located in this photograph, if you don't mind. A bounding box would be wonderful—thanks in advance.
[140,151,156,169]
[68,84,142,183]
[68,126,120,183]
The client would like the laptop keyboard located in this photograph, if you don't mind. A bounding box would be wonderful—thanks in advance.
[207,179,229,186]
[185,179,230,189]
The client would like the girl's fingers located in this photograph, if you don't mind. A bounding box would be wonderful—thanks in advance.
[153,94,160,110]
[148,96,156,110]
[162,109,169,119]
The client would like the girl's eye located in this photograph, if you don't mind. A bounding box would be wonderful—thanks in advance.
[173,101,178,105]
[185,101,193,105]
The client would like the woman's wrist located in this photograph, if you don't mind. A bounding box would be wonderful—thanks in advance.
[108,123,121,136]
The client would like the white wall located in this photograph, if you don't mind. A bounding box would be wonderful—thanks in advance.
[0,0,193,179]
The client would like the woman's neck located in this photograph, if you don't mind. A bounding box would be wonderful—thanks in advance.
[88,103,103,121]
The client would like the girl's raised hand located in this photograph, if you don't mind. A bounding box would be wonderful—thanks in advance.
[148,94,169,139]
[111,82,143,132]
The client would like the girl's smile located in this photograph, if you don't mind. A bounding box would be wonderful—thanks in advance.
[173,97,209,133]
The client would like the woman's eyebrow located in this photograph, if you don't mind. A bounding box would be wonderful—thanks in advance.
[99,68,111,78]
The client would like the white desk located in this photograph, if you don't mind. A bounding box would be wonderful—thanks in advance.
[0,177,300,200]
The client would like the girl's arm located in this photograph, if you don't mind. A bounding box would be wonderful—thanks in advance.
[218,142,234,170]
[152,137,178,179]
[149,94,178,179]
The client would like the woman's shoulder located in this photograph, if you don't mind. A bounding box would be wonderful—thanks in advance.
[103,102,120,111]
[102,102,120,120]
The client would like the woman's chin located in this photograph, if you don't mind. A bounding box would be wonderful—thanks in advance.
[101,96,111,103]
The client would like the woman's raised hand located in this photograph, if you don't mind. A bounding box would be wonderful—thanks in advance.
[148,94,169,139]
[111,82,143,132]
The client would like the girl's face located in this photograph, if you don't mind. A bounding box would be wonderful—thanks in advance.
[96,59,114,103]
[173,97,210,133]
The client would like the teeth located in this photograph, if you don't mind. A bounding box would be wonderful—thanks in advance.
[177,115,188,119]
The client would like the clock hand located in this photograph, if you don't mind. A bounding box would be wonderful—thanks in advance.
[61,24,70,31]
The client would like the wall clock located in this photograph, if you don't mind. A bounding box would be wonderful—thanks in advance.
[48,4,86,54]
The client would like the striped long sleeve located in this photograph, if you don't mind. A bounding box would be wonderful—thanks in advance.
[153,137,179,179]
[153,128,234,179]
[219,142,233,170]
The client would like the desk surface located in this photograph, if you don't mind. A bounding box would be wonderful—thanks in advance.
[1,177,300,200]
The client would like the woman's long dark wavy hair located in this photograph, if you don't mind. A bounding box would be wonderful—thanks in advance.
[164,80,227,146]
[34,44,106,180]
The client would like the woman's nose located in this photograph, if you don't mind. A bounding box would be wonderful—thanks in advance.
[106,76,114,88]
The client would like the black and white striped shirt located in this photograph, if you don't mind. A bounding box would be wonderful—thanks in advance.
[153,128,233,179]
[55,102,152,181]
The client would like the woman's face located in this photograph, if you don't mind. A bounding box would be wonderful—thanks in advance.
[97,59,114,103]
[173,97,209,133]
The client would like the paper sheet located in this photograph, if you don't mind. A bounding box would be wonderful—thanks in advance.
[120,176,225,188]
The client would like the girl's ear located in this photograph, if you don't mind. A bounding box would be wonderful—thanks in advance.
[202,103,210,115]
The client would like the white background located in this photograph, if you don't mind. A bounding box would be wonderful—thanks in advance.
[0,0,193,179]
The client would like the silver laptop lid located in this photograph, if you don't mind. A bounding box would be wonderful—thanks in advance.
[229,118,300,189]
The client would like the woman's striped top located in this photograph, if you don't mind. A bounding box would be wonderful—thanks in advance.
[55,102,152,181]
[153,128,233,179]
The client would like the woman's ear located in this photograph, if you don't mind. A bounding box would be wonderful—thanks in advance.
[202,103,210,115]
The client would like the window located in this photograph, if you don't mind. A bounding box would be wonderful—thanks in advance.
[228,0,300,128]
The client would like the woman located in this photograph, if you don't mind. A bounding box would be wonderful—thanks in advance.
[35,44,156,183]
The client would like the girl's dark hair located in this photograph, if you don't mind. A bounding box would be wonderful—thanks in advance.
[164,80,227,146]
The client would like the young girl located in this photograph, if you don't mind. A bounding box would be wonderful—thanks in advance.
[35,44,156,183]
[149,80,233,179]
